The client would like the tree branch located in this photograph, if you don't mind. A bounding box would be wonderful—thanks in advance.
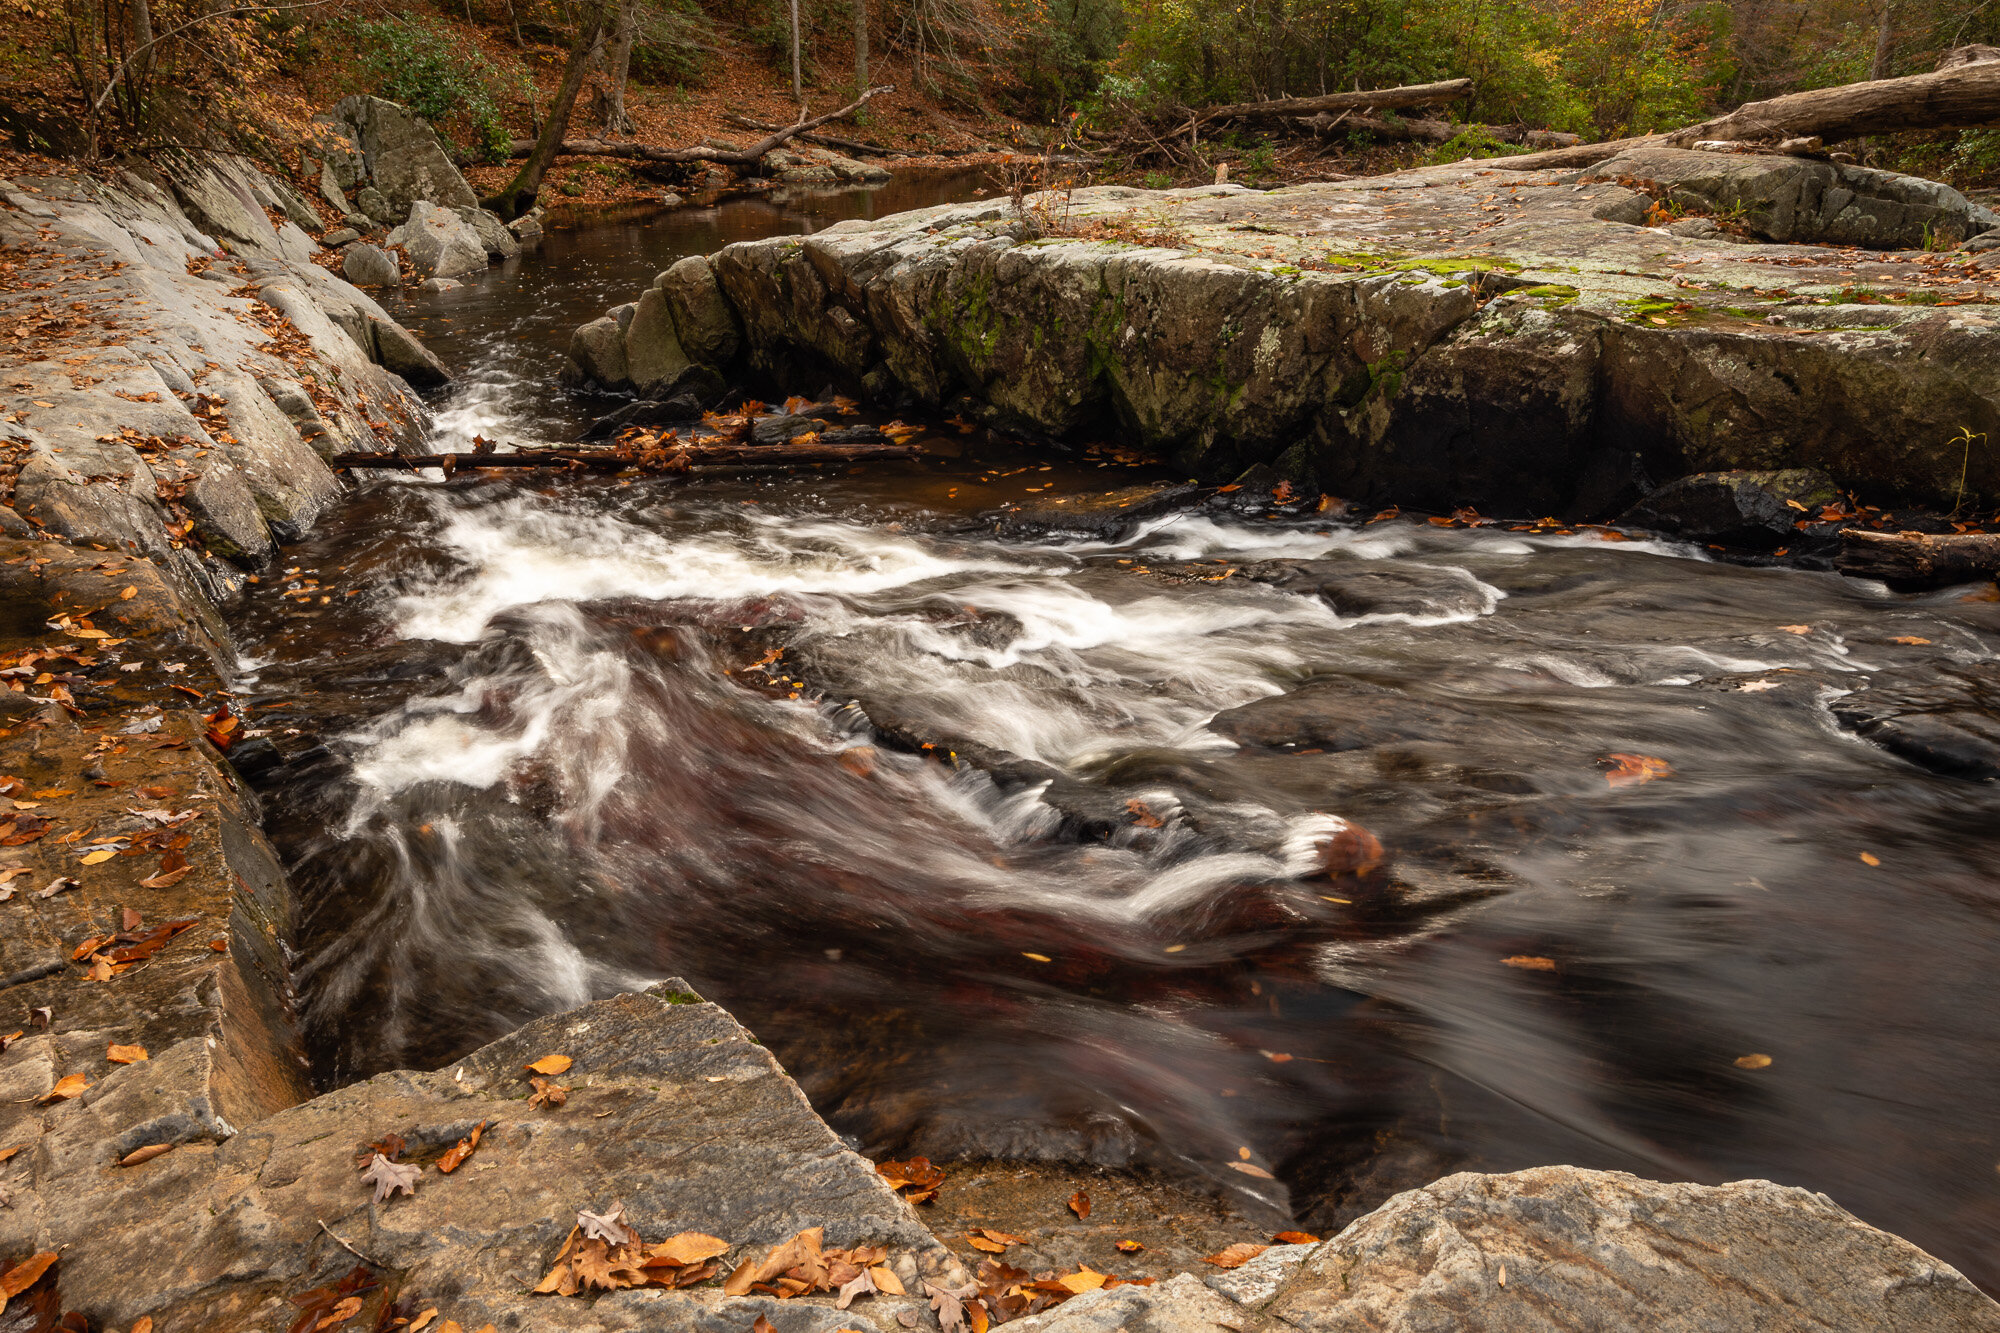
[506,85,896,166]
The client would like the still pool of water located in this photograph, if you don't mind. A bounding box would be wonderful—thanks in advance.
[230,173,2000,1289]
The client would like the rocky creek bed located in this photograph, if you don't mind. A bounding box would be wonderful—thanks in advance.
[4,135,2000,1329]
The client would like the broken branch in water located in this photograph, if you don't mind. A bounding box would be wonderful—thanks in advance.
[1835,528,2000,587]
[329,440,921,475]
[506,85,896,166]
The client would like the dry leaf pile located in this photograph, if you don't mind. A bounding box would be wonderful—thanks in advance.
[535,1201,732,1296]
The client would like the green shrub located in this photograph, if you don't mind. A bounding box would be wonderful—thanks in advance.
[343,16,523,162]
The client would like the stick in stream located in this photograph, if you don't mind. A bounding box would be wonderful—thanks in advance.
[1835,529,2000,587]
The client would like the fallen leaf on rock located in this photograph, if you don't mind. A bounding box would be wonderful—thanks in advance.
[1503,955,1557,971]
[361,1152,420,1202]
[1273,1231,1321,1244]
[528,1075,569,1109]
[1058,1267,1107,1293]
[645,1232,731,1266]
[407,1312,438,1333]
[525,1054,572,1076]
[966,1233,1006,1253]
[725,1226,826,1296]
[313,1294,363,1328]
[0,1251,58,1300]
[927,1280,976,1333]
[1227,1161,1275,1179]
[288,1264,379,1333]
[37,1073,87,1104]
[140,865,193,888]
[1204,1243,1269,1269]
[437,1119,486,1172]
[578,1202,639,1245]
[107,1044,147,1064]
[119,1143,173,1167]
[753,1318,776,1333]
[1068,1190,1090,1219]
[120,587,136,601]
[1735,1053,1773,1069]
[133,1319,153,1333]
[0,1146,20,1164]
[1601,753,1671,788]
[1115,1239,1145,1252]
[80,849,115,865]
[871,1263,906,1295]
[837,1266,879,1308]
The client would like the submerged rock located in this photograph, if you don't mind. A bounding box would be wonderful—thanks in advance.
[983,483,1209,541]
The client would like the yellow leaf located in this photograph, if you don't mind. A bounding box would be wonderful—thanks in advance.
[120,586,137,600]
[869,1263,905,1295]
[107,1043,148,1063]
[407,1313,439,1333]
[81,849,116,865]
[1022,953,1051,963]
[38,1072,86,1103]
[1058,1267,1107,1293]
[1735,1053,1773,1069]
[525,1054,573,1075]
[1859,852,1881,866]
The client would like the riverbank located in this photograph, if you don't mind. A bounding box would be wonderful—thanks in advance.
[7,142,2000,1328]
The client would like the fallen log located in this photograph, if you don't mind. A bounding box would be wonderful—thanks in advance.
[1670,54,2000,146]
[506,85,894,166]
[1196,78,1473,127]
[330,441,922,473]
[722,113,913,159]
[1303,111,1580,149]
[1835,529,2000,585]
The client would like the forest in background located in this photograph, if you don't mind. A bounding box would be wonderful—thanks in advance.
[1,0,1997,193]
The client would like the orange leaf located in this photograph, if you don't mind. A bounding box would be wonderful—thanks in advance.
[0,1252,58,1298]
[1778,624,1811,635]
[1889,635,1931,645]
[1601,753,1671,788]
[525,1054,572,1076]
[1735,1053,1773,1069]
[1068,1190,1090,1219]
[1058,1267,1107,1293]
[1502,956,1557,971]
[1273,1231,1321,1245]
[1227,1161,1275,1179]
[967,1234,1006,1253]
[1115,1239,1145,1253]
[437,1119,487,1173]
[119,1143,173,1166]
[107,1043,148,1063]
[37,1072,86,1103]
[1859,852,1881,867]
[645,1232,732,1266]
[1202,1243,1269,1269]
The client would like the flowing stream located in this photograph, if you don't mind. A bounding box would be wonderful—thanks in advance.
[231,176,2000,1287]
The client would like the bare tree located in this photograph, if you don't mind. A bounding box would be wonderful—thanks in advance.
[855,0,868,89]
[601,0,638,133]
[790,0,803,101]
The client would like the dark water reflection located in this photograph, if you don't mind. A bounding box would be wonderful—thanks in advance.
[233,174,2000,1294]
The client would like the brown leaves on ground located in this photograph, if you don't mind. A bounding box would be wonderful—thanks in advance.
[713,1226,906,1307]
[1,1251,58,1303]
[536,1206,732,1298]
[965,1256,1154,1327]
[965,1228,1025,1253]
[1600,753,1671,788]
[287,1264,378,1333]
[877,1155,944,1204]
[1202,1243,1269,1269]
[528,1075,570,1109]
[118,1143,173,1167]
[1067,1190,1090,1219]
[70,916,199,981]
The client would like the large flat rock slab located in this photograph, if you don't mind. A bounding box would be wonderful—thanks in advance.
[1262,1167,2000,1332]
[2,982,966,1330]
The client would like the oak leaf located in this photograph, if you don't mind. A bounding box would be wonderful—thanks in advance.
[836,1265,879,1309]
[724,1226,825,1296]
[926,1280,976,1333]
[578,1202,638,1245]
[361,1152,420,1202]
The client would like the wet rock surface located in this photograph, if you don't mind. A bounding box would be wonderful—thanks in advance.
[1617,467,1842,545]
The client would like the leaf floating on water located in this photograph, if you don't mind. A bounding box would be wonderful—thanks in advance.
[878,1155,945,1204]
[525,1053,572,1076]
[79,849,115,865]
[1124,798,1164,829]
[1735,1053,1773,1069]
[1068,1190,1090,1219]
[1738,679,1781,693]
[1203,1243,1269,1269]
[966,1234,1006,1253]
[1890,635,1932,645]
[360,1151,420,1202]
[1778,624,1812,635]
[1021,952,1051,963]
[1273,1231,1321,1245]
[1859,852,1882,866]
[1227,1161,1275,1179]
[1601,753,1671,788]
[1502,956,1557,971]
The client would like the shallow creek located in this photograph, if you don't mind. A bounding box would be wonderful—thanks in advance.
[228,175,2000,1287]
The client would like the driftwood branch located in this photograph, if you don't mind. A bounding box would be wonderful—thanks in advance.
[1836,529,2000,586]
[1671,53,2000,145]
[331,441,920,473]
[507,85,895,165]
[1196,78,1473,127]
[723,113,913,158]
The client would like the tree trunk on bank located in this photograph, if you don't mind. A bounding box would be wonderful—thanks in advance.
[854,0,867,90]
[789,0,803,101]
[602,0,637,133]
[1195,78,1472,126]
[488,0,611,219]
[1871,0,1897,81]
[1670,53,2000,145]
